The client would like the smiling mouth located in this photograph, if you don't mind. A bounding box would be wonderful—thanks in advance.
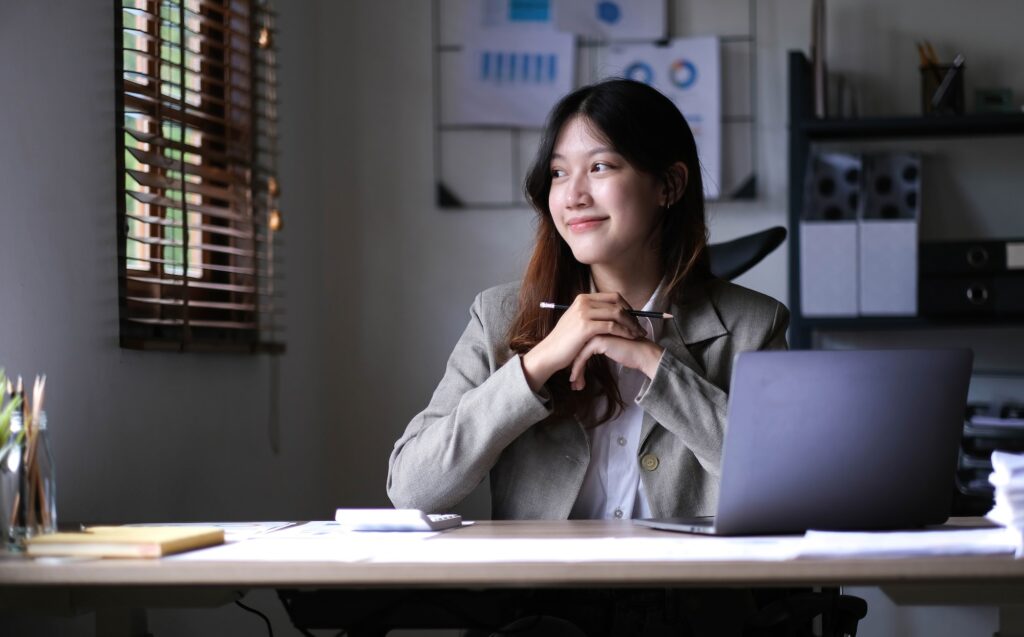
[566,217,607,232]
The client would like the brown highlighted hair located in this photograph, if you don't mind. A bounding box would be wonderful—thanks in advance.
[508,78,712,426]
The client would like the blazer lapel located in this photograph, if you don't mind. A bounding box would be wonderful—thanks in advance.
[640,283,729,444]
[664,283,728,366]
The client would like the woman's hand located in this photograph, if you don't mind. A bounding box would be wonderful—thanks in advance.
[568,335,664,391]
[521,292,646,393]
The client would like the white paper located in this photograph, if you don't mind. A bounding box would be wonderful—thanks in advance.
[600,37,722,198]
[555,0,666,40]
[798,528,1019,559]
[262,520,441,539]
[448,27,575,127]
[171,537,377,562]
[469,0,555,30]
[171,525,439,562]
[369,536,804,563]
[986,451,1024,556]
[125,521,296,543]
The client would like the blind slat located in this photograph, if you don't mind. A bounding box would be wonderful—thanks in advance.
[125,275,260,295]
[127,191,251,225]
[126,234,260,259]
[124,147,238,187]
[126,317,257,330]
[126,169,242,203]
[126,296,256,312]
[124,124,236,167]
[126,213,257,240]
[124,256,257,276]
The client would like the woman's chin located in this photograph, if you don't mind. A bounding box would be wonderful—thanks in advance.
[567,248,603,266]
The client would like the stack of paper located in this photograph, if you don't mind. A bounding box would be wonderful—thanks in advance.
[986,450,1024,556]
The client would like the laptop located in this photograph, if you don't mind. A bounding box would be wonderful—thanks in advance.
[635,348,973,536]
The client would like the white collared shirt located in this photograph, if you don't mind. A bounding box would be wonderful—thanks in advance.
[569,281,667,520]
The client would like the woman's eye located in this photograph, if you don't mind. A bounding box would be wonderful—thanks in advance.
[592,162,613,172]
[550,168,566,178]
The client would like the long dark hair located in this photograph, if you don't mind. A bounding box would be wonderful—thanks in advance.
[508,78,712,426]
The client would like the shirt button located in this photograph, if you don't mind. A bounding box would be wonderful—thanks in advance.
[641,453,659,471]
[617,436,627,447]
[613,508,624,519]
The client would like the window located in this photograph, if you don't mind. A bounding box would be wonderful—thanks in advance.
[116,0,282,353]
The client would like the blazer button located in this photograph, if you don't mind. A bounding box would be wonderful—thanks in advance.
[641,453,659,471]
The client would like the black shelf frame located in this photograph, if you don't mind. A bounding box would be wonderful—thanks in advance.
[786,50,1024,349]
[801,112,1024,140]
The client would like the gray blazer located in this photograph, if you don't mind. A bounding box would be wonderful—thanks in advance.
[387,279,789,520]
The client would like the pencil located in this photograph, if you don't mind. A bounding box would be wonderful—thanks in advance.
[539,302,673,320]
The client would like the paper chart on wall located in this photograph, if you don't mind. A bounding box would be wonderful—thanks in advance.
[600,37,722,199]
[554,0,666,40]
[446,0,575,127]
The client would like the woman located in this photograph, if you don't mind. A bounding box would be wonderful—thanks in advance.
[388,78,789,521]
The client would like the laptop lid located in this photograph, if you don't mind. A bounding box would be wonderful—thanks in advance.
[712,348,973,536]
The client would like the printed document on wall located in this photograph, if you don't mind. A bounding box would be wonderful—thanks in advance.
[601,37,722,199]
[447,0,575,127]
[555,0,666,40]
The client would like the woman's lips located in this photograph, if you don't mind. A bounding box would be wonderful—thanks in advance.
[566,216,607,232]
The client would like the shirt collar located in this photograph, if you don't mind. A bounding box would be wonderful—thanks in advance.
[587,276,669,313]
[589,276,669,342]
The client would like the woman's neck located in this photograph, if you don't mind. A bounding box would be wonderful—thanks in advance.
[590,262,663,310]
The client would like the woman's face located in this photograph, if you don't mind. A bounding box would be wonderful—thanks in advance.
[547,116,663,270]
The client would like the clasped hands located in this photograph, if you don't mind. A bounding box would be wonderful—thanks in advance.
[522,293,665,394]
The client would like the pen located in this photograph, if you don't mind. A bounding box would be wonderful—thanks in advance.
[539,302,673,320]
[931,52,965,109]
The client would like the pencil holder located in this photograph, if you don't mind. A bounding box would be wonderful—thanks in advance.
[921,63,965,115]
[0,412,56,550]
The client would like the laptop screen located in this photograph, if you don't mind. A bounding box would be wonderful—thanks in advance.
[714,348,972,535]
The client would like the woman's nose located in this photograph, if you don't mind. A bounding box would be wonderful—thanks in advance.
[565,174,591,208]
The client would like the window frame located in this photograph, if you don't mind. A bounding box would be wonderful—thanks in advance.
[115,0,283,354]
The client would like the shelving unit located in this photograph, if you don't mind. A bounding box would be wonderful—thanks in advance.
[787,50,1024,349]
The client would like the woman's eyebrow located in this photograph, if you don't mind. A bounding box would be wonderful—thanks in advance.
[551,147,617,161]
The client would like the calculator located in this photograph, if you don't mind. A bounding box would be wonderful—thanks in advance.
[334,508,463,532]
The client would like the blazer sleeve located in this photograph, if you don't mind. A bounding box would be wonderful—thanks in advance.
[387,290,553,513]
[635,300,790,476]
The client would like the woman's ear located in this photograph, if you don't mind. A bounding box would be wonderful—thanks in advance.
[662,162,689,207]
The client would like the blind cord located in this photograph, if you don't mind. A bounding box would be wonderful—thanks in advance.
[269,354,281,455]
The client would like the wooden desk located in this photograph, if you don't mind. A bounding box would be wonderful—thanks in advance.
[2,520,1023,636]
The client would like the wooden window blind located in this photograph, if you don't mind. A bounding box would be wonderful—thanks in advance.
[116,0,283,353]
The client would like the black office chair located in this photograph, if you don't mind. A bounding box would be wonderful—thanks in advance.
[708,226,788,281]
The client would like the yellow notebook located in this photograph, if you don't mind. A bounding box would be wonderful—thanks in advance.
[26,526,225,558]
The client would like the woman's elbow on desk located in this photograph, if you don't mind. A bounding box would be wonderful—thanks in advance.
[386,469,458,513]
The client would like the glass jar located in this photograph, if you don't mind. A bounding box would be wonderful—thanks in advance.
[0,411,56,550]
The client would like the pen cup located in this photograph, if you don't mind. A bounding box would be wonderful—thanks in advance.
[0,411,57,550]
[921,63,965,115]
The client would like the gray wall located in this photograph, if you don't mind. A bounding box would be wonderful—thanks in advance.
[2,0,1022,635]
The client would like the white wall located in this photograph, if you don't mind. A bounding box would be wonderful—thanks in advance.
[0,0,331,634]
[1,0,1022,635]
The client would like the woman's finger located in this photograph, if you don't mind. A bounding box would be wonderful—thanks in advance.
[581,307,644,338]
[569,338,604,390]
